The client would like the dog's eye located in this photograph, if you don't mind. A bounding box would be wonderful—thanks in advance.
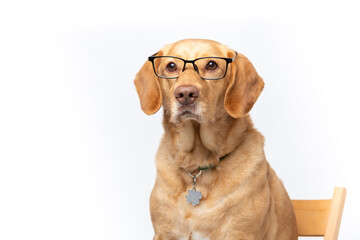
[206,61,218,71]
[166,62,177,72]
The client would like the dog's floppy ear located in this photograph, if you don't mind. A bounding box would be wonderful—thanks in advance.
[224,53,264,118]
[134,57,162,115]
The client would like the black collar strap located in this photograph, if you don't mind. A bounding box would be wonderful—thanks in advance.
[197,153,230,171]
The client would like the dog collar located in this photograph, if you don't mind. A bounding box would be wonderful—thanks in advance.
[197,153,230,171]
[186,153,230,206]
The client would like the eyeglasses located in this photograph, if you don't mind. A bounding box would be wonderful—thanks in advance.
[148,52,237,80]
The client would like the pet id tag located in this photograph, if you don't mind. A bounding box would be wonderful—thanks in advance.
[186,170,202,206]
[186,189,202,206]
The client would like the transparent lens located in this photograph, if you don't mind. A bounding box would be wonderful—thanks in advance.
[195,58,227,79]
[153,57,184,78]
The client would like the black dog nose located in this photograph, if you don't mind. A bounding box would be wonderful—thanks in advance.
[174,85,199,106]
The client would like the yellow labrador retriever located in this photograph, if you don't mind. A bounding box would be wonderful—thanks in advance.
[134,39,297,240]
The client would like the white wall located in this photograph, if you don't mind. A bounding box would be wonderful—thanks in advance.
[0,0,359,239]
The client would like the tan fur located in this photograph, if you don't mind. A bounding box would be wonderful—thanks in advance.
[134,39,297,240]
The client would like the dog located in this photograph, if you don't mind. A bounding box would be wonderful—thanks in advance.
[134,39,297,240]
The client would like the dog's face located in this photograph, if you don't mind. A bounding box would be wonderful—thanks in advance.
[134,39,264,123]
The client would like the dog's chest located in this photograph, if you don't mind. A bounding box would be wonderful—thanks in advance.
[179,232,209,240]
[176,194,212,240]
[190,232,210,240]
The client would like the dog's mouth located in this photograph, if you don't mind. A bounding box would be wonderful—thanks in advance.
[176,105,202,122]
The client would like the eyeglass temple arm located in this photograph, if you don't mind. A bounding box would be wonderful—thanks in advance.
[148,52,158,61]
[232,51,238,61]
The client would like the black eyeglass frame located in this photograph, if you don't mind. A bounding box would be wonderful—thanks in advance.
[148,52,237,80]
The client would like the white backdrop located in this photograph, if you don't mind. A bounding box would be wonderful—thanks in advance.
[0,0,359,239]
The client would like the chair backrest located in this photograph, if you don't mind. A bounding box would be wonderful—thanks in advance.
[291,187,346,240]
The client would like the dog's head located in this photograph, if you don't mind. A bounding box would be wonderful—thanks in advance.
[134,39,264,123]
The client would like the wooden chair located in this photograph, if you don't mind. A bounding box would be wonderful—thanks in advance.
[292,187,346,240]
